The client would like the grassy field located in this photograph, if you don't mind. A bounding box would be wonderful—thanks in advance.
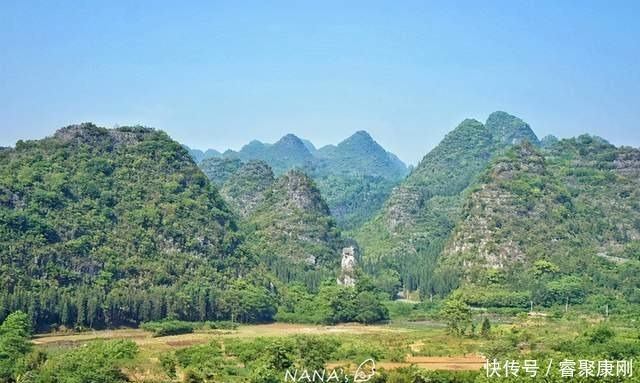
[34,321,487,380]
[31,310,635,382]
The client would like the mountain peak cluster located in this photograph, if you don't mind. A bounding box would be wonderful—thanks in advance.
[2,111,640,329]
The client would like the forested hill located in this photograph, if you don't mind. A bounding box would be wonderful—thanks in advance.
[0,124,275,329]
[224,165,343,290]
[200,156,345,290]
[354,111,539,293]
[439,136,640,307]
[198,131,409,229]
[314,130,407,180]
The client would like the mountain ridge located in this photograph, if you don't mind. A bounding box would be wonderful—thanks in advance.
[197,131,409,229]
[438,136,640,307]
[354,111,540,294]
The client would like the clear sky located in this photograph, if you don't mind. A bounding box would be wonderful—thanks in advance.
[1,1,638,164]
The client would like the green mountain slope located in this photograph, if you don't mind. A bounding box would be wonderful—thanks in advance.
[198,131,408,229]
[0,124,268,329]
[440,136,640,307]
[354,111,539,293]
[485,111,539,146]
[220,160,275,217]
[200,157,244,187]
[315,130,407,180]
[241,170,342,289]
[314,131,409,228]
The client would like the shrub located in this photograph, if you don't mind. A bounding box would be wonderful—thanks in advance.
[140,320,194,337]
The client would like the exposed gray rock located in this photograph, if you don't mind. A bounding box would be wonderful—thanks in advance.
[337,246,357,287]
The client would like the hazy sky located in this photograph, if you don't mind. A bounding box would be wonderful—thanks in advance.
[1,1,638,164]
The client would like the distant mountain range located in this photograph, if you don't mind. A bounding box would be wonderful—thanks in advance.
[191,131,409,229]
[182,146,221,163]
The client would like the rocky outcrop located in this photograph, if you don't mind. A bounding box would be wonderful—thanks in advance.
[52,123,156,149]
[337,246,357,287]
[443,142,546,269]
[275,170,331,213]
[613,149,640,178]
[440,136,640,286]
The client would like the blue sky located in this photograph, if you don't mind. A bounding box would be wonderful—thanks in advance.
[1,1,638,164]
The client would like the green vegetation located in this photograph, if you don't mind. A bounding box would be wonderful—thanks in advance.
[0,124,263,330]
[140,320,195,337]
[313,131,408,228]
[275,280,389,325]
[198,131,408,229]
[0,123,390,331]
[199,157,243,187]
[38,339,138,383]
[4,116,640,382]
[8,308,640,382]
[441,299,472,336]
[0,311,35,381]
[442,136,640,310]
[224,134,315,176]
[241,170,343,288]
[355,112,538,298]
[221,160,275,217]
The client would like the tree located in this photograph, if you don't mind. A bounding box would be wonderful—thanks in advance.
[542,276,586,307]
[0,311,33,381]
[587,325,615,344]
[374,270,402,299]
[531,260,560,277]
[441,299,472,336]
[37,339,137,383]
[222,280,276,323]
[159,354,177,379]
[248,340,294,383]
[354,291,389,324]
[480,317,491,338]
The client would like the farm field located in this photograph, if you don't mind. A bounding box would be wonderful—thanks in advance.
[32,321,488,380]
[34,322,486,370]
[30,312,634,382]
